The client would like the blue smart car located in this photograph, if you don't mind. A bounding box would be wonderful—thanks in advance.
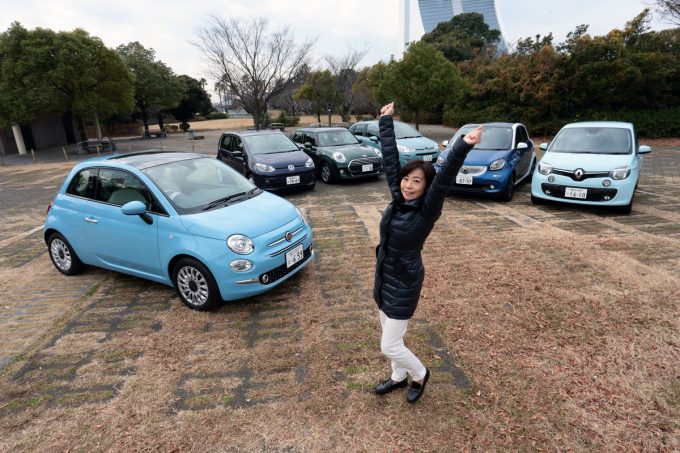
[531,121,651,214]
[435,123,535,202]
[44,152,314,310]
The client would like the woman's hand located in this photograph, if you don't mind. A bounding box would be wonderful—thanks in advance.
[380,102,395,117]
[463,125,483,145]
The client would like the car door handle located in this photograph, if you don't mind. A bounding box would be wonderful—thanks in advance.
[84,217,98,223]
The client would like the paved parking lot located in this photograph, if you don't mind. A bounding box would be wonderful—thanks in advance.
[0,135,679,450]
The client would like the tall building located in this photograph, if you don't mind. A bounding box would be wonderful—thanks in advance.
[402,0,507,52]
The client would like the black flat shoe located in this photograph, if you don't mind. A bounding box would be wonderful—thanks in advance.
[406,368,430,403]
[374,377,408,395]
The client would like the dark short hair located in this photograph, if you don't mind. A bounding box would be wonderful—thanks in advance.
[398,160,436,190]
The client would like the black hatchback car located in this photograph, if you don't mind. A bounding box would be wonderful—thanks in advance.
[217,130,316,192]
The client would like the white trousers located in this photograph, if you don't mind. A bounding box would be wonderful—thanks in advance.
[379,310,427,382]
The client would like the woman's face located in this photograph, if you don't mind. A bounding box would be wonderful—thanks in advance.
[400,168,426,201]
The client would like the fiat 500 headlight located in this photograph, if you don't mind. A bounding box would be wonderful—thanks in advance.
[227,234,254,255]
[489,158,506,171]
[538,162,552,175]
[610,166,631,180]
[254,162,275,173]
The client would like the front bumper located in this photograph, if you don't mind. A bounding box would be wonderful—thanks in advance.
[253,169,316,191]
[208,222,314,301]
[530,173,636,206]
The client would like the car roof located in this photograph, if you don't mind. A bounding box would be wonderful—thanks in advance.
[460,122,519,128]
[221,130,286,137]
[294,127,349,133]
[106,151,207,169]
[563,121,633,129]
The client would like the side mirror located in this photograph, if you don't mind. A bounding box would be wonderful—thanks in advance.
[637,145,652,154]
[369,136,379,143]
[121,200,146,215]
[122,200,153,225]
[517,142,528,149]
[539,143,548,151]
[442,140,449,147]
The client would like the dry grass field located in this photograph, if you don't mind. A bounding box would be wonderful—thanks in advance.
[0,144,679,451]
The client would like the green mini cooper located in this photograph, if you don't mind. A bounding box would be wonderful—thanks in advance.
[291,127,384,184]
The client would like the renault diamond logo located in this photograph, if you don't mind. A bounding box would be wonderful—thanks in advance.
[574,168,584,180]
[285,231,293,241]
[288,164,295,171]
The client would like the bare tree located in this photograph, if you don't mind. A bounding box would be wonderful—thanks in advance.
[325,47,368,121]
[653,0,680,25]
[195,17,315,130]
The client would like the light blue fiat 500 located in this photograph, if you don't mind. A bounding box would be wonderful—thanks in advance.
[531,121,651,214]
[44,152,314,310]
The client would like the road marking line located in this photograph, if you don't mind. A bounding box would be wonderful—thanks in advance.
[0,225,43,250]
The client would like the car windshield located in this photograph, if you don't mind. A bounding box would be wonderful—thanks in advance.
[393,121,423,139]
[143,157,257,214]
[317,130,359,146]
[550,127,632,154]
[451,125,512,150]
[242,133,299,154]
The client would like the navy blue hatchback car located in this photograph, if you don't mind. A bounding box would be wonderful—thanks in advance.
[217,130,316,192]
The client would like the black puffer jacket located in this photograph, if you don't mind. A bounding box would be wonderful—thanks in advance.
[373,115,473,319]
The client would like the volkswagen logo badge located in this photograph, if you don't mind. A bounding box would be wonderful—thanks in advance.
[285,231,293,241]
[574,168,584,180]
[288,164,295,171]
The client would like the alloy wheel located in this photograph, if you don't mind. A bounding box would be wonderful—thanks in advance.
[176,265,210,307]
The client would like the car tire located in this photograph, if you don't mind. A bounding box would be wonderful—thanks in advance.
[499,173,515,202]
[528,158,536,182]
[172,257,220,311]
[530,194,544,205]
[48,232,84,276]
[615,198,633,215]
[320,162,336,184]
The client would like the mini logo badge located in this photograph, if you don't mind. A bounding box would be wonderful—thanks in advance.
[285,231,293,241]
[574,168,584,180]
[288,164,295,171]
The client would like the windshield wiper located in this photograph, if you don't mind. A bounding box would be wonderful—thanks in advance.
[398,135,422,139]
[202,192,247,211]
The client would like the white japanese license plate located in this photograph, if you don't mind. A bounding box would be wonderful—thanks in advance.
[565,187,587,199]
[285,244,304,268]
[362,164,373,172]
[286,175,300,185]
[456,174,473,185]
[422,155,433,162]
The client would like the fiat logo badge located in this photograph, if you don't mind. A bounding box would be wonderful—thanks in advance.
[285,231,293,241]
[288,164,295,171]
[574,168,584,180]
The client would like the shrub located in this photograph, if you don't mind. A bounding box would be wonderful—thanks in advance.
[179,122,190,132]
[276,111,300,127]
[208,111,228,120]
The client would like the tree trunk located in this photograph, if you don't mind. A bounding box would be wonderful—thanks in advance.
[158,112,165,132]
[142,110,150,136]
[414,110,420,131]
[11,125,27,155]
[94,112,103,140]
[77,116,88,142]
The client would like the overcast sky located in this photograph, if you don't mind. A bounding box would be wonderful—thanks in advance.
[0,0,671,98]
